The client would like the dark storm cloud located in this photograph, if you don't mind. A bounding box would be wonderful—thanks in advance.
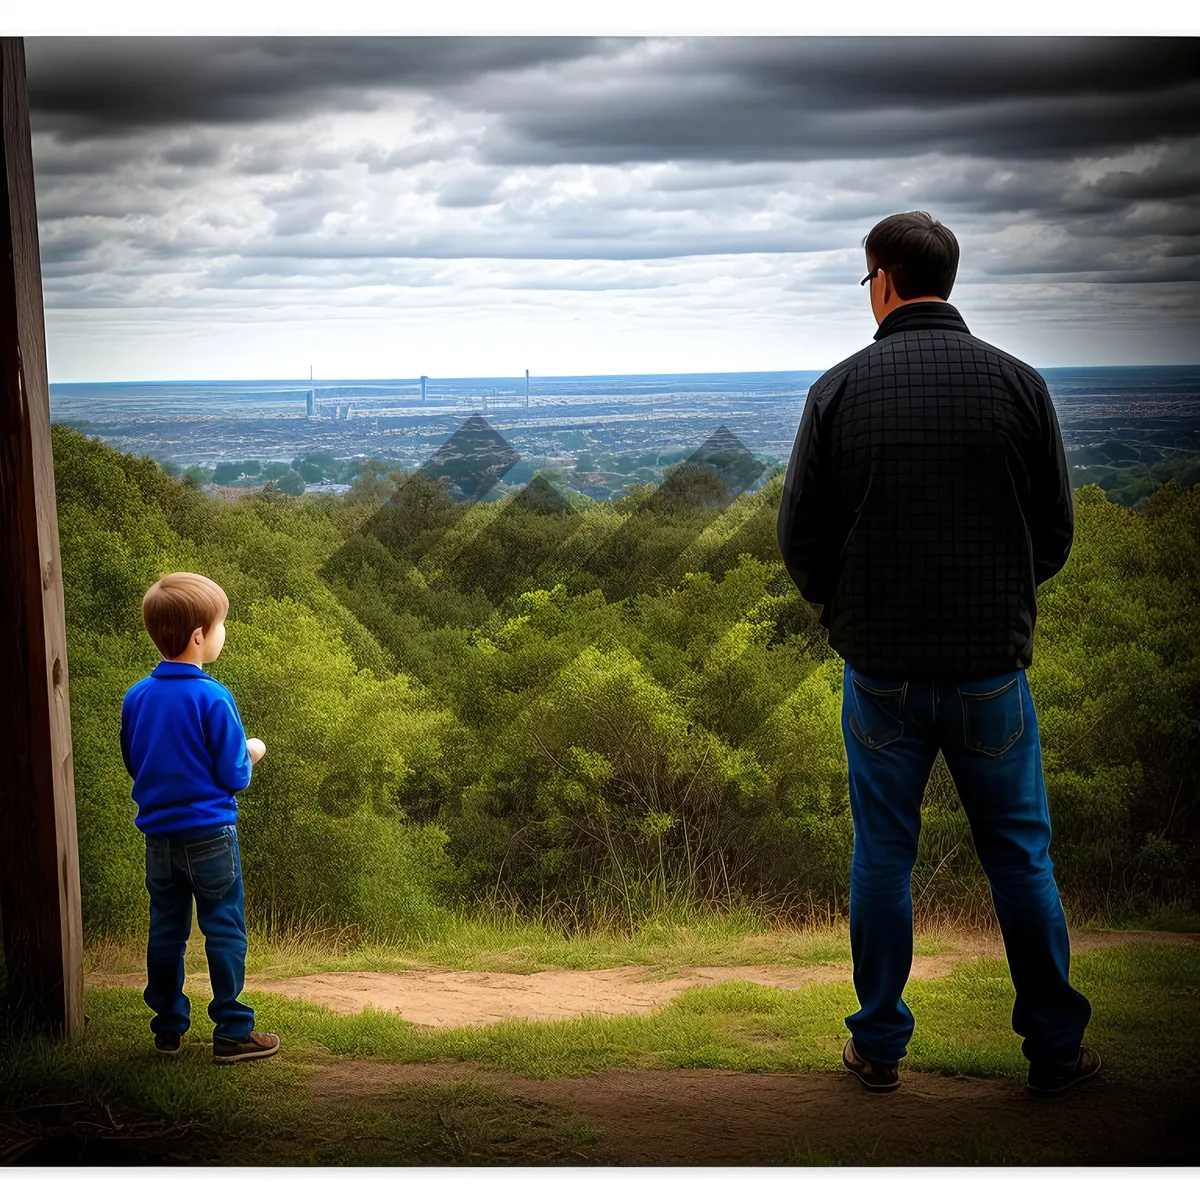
[470,39,1200,165]
[655,166,795,193]
[481,84,1199,165]
[25,36,1200,163]
[38,229,101,265]
[161,139,224,168]
[1093,144,1200,203]
[988,257,1200,284]
[23,37,611,138]
[31,133,154,176]
[802,143,1200,244]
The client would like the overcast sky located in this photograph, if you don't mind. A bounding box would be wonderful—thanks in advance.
[24,36,1200,382]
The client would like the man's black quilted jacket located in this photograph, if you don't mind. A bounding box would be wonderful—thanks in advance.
[777,301,1074,682]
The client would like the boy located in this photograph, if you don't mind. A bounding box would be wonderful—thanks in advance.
[121,571,280,1063]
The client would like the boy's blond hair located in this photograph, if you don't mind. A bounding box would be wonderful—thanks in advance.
[142,572,229,660]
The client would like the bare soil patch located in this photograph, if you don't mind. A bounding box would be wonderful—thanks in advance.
[238,964,864,1025]
[85,929,1199,1029]
[87,963,863,1026]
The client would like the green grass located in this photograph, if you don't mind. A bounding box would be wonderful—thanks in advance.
[85,910,959,979]
[1093,901,1200,934]
[7,942,1197,1165]
[235,944,1193,1082]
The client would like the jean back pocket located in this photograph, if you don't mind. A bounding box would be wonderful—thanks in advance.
[849,671,907,750]
[145,837,177,897]
[184,827,239,901]
[957,674,1024,756]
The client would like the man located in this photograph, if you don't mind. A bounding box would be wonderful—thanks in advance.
[777,211,1097,1097]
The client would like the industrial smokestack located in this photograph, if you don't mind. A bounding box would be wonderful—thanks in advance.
[525,369,530,406]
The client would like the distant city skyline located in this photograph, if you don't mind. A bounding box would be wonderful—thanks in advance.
[24,36,1200,382]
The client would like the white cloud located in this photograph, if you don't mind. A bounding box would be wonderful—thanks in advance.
[25,37,1200,379]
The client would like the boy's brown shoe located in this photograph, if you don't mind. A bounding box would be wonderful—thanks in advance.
[843,1037,901,1091]
[213,1031,281,1063]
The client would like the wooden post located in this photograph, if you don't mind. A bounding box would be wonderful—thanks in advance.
[0,36,84,1039]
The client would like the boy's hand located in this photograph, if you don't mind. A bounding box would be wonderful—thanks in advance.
[246,737,266,765]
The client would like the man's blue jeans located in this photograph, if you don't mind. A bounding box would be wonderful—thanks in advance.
[144,824,255,1042]
[841,662,1092,1065]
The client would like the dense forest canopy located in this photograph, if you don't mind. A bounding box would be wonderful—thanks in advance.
[51,425,1200,939]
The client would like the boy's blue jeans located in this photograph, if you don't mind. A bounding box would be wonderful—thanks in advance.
[841,662,1092,1066]
[144,824,255,1042]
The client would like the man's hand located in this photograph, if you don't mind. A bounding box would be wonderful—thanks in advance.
[246,737,266,765]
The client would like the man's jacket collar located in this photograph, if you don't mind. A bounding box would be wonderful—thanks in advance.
[873,300,970,342]
[152,660,207,678]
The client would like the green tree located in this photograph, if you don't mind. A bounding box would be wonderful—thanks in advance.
[213,461,243,485]
[47,425,1200,935]
[277,470,306,496]
[345,468,399,508]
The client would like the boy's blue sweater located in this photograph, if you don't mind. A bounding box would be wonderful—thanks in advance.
[121,660,253,836]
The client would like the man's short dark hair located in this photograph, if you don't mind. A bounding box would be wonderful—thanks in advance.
[863,211,959,301]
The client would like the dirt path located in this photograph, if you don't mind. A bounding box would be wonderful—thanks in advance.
[85,929,1199,1029]
[78,929,1199,1165]
[307,1058,1199,1166]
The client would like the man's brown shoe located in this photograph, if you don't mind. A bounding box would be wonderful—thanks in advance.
[154,1032,182,1055]
[843,1037,901,1091]
[213,1031,281,1063]
[1027,1043,1101,1095]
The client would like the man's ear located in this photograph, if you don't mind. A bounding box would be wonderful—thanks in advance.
[881,268,894,305]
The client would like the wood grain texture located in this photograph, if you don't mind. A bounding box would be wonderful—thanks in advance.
[0,36,84,1038]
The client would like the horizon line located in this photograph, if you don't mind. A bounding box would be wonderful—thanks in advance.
[45,363,1200,388]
